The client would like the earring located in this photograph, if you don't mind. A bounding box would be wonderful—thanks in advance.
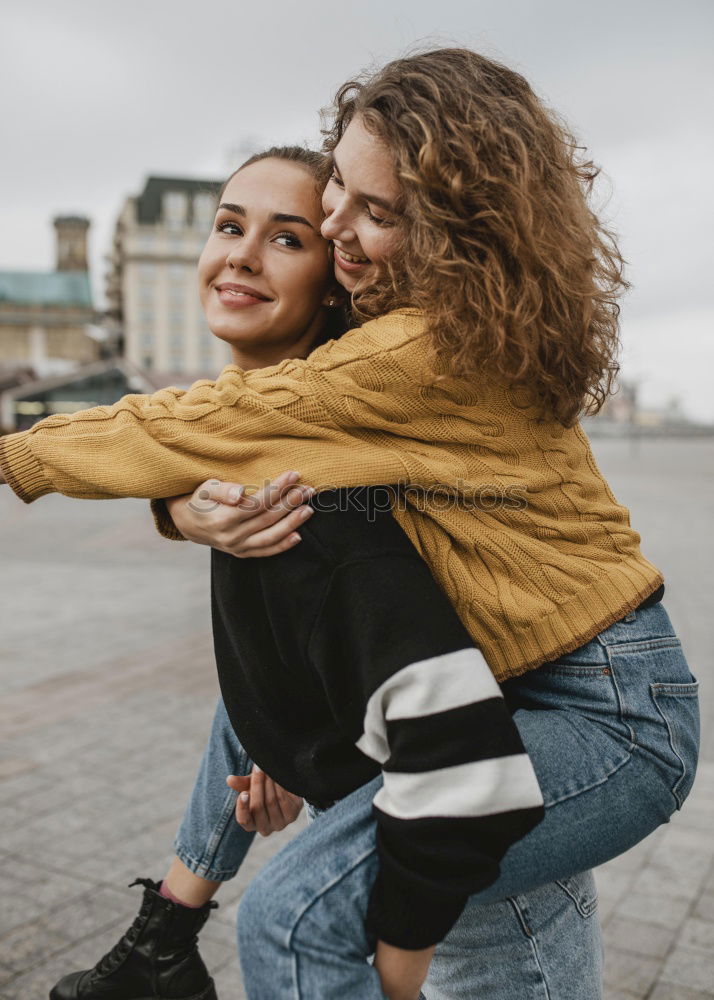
[328,297,339,307]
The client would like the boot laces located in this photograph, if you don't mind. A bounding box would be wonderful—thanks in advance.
[94,884,153,977]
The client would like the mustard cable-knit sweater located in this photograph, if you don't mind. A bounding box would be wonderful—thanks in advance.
[0,309,663,680]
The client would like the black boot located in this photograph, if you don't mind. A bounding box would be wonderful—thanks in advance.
[49,878,218,1000]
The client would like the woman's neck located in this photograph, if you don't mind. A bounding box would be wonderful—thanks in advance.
[228,316,327,371]
[230,343,311,371]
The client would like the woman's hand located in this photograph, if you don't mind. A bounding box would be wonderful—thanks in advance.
[165,469,315,557]
[227,767,304,836]
[373,940,436,1000]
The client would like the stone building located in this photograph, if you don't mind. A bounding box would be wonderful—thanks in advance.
[106,176,230,376]
[0,217,101,375]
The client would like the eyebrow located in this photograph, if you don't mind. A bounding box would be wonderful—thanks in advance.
[330,155,397,213]
[218,203,316,230]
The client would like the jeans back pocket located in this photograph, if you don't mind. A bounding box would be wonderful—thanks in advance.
[650,679,700,809]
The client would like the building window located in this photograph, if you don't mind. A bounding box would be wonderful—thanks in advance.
[163,191,188,230]
[194,192,216,232]
[137,232,154,252]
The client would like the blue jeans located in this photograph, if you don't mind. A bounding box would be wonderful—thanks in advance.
[175,707,603,1000]
[175,698,256,880]
[235,602,699,998]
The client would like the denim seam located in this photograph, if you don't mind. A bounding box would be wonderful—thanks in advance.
[607,647,637,745]
[173,846,239,882]
[554,877,599,918]
[540,664,610,675]
[541,647,635,808]
[649,685,689,809]
[508,897,552,1000]
[507,895,533,938]
[288,845,378,999]
[597,637,680,654]
[544,749,633,808]
[528,934,553,1000]
[174,789,241,881]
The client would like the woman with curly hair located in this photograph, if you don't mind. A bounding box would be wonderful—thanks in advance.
[0,48,699,1000]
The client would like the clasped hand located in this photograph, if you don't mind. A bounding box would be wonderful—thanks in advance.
[164,469,315,557]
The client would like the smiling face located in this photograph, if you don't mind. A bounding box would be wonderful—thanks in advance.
[321,115,402,294]
[199,158,335,368]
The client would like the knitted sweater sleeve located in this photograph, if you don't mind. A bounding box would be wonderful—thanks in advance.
[0,314,426,509]
[307,550,545,949]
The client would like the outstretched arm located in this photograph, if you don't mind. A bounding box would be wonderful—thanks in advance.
[0,313,425,505]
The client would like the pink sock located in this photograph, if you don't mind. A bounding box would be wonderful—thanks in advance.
[159,880,202,909]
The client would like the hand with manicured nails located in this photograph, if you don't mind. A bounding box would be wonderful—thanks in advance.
[227,766,304,836]
[165,469,315,558]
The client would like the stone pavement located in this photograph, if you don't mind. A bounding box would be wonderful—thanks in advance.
[1,436,712,999]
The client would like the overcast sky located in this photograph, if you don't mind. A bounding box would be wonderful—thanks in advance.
[2,0,712,420]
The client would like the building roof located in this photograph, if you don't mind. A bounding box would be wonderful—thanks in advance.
[136,176,222,225]
[54,215,90,228]
[1,358,221,401]
[0,270,92,308]
[2,358,156,400]
[0,365,35,394]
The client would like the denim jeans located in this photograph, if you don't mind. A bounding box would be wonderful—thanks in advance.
[174,711,603,999]
[175,601,698,998]
[235,602,699,998]
[174,697,256,881]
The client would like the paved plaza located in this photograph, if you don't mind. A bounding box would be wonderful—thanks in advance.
[1,436,712,999]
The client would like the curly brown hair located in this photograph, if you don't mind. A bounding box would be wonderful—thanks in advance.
[322,48,627,425]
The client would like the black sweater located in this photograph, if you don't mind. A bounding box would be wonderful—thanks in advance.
[211,486,544,949]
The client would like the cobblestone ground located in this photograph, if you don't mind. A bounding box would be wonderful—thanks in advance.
[1,437,712,999]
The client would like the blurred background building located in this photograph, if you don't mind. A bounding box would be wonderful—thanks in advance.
[105,176,228,377]
[582,379,711,438]
[0,216,108,430]
[0,216,101,373]
[0,176,236,433]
